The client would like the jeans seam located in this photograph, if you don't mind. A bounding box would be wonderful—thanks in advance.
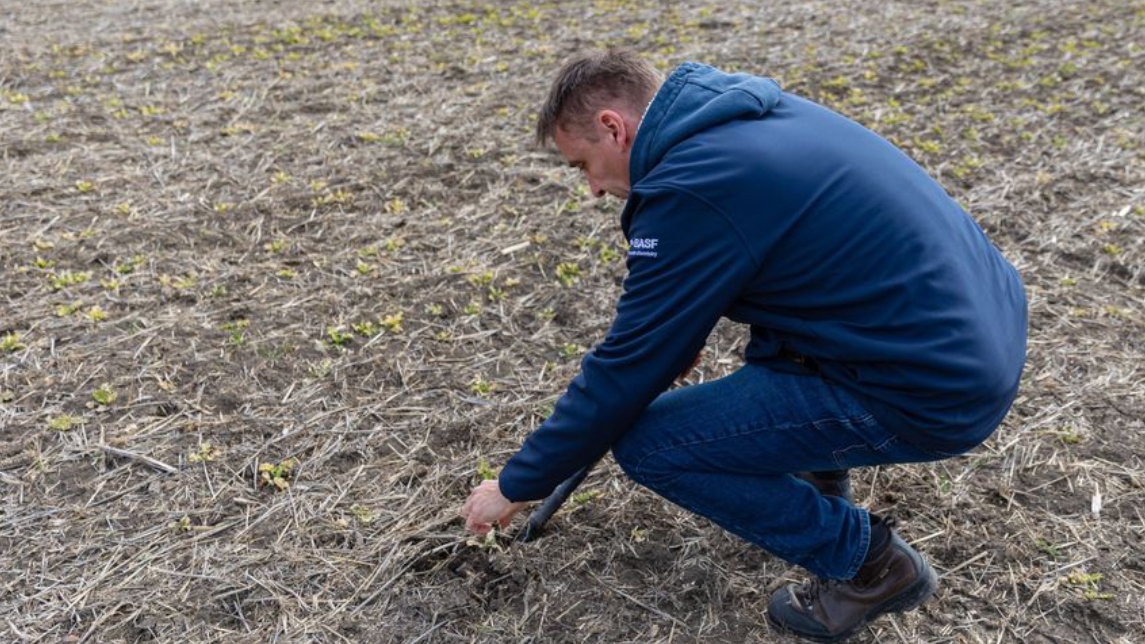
[632,414,876,480]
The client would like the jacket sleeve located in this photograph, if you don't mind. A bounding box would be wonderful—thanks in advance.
[497,189,761,501]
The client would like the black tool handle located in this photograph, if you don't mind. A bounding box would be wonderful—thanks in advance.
[515,464,593,542]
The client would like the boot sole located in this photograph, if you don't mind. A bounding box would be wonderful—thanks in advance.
[767,537,938,643]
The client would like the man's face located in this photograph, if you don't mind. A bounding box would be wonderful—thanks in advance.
[553,111,633,200]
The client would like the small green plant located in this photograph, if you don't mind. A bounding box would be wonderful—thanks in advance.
[92,384,117,406]
[1061,570,1113,600]
[49,270,93,290]
[258,458,299,491]
[476,459,498,481]
[55,300,81,316]
[75,180,96,194]
[350,504,376,524]
[48,414,80,431]
[1035,538,1061,560]
[85,306,108,323]
[572,489,601,505]
[171,515,193,533]
[556,262,581,287]
[188,441,220,463]
[352,321,379,337]
[470,376,495,395]
[327,326,353,346]
[381,312,404,333]
[467,271,495,288]
[114,255,146,275]
[2,332,24,352]
[221,319,249,346]
[559,343,583,360]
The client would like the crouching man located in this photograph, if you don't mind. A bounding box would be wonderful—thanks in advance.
[461,49,1027,643]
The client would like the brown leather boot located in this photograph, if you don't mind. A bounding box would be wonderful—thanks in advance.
[766,521,937,643]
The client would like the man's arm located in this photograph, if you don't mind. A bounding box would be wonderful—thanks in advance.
[490,188,760,504]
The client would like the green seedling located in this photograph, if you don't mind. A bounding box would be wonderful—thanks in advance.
[350,504,375,524]
[476,459,498,481]
[188,441,220,463]
[85,306,108,322]
[560,343,583,360]
[221,319,249,346]
[49,270,93,290]
[48,414,80,431]
[470,376,495,395]
[1061,570,1113,600]
[556,262,581,287]
[327,326,353,346]
[1035,538,1061,560]
[92,384,117,406]
[572,489,601,505]
[258,458,299,491]
[114,255,146,275]
[171,515,192,533]
[352,321,379,337]
[381,312,403,333]
[75,180,96,194]
[2,332,24,352]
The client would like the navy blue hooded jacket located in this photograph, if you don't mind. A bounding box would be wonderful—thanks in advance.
[498,62,1027,502]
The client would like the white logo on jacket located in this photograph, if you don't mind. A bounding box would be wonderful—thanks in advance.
[629,237,659,258]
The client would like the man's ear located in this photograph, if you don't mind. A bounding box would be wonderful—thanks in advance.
[598,110,628,146]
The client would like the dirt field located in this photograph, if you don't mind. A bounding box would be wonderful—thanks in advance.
[2,1,1143,642]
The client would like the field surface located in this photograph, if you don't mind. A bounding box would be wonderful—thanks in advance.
[2,1,1144,642]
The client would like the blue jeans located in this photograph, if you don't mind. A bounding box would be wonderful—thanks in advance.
[611,363,963,580]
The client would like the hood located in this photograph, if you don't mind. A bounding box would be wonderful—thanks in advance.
[629,62,782,184]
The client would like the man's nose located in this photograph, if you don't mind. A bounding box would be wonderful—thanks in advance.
[588,179,605,198]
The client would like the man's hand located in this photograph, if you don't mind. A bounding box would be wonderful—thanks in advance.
[461,478,527,535]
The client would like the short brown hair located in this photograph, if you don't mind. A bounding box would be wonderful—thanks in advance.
[535,49,662,147]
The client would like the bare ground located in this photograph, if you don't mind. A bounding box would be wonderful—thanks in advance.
[2,1,1144,642]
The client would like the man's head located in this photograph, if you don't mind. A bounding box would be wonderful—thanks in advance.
[536,49,662,199]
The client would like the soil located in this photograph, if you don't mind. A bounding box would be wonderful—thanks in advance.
[2,0,1143,642]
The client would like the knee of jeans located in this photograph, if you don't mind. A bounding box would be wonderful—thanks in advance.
[611,434,643,481]
[612,439,677,488]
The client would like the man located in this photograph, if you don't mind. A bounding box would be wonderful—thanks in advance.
[461,49,1027,643]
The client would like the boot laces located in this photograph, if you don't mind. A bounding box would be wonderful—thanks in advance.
[796,576,839,611]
